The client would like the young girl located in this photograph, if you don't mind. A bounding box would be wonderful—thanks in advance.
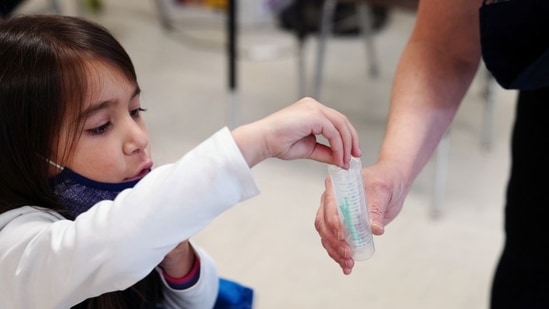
[0,15,361,309]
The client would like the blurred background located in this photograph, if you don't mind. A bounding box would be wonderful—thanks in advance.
[6,0,517,308]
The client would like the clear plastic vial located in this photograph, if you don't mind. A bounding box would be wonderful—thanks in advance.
[328,157,375,260]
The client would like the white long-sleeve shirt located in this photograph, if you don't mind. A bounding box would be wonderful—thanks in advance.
[0,127,260,309]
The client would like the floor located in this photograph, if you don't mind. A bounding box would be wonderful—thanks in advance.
[15,1,518,308]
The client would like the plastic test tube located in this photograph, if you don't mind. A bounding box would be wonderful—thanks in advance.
[327,157,375,260]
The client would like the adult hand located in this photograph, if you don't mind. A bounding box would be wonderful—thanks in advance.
[314,161,409,274]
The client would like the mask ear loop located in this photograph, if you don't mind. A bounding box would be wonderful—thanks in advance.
[47,159,64,171]
[37,154,64,171]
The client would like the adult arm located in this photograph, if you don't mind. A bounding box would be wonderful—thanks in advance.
[315,0,484,274]
[380,0,483,195]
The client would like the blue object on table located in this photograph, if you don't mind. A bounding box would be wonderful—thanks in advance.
[213,277,254,309]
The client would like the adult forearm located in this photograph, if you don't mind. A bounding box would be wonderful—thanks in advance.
[378,41,480,187]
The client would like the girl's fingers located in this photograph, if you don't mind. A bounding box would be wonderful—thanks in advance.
[318,106,361,168]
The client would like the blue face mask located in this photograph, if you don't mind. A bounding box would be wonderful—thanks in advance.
[49,167,143,219]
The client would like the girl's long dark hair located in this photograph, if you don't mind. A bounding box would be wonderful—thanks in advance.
[0,15,162,309]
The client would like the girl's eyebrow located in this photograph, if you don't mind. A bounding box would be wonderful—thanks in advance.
[79,86,141,120]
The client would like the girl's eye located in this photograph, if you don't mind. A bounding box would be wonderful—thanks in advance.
[130,107,147,118]
[87,122,111,135]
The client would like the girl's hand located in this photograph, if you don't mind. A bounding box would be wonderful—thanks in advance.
[232,97,362,169]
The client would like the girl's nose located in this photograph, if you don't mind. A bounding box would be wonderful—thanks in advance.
[123,119,149,155]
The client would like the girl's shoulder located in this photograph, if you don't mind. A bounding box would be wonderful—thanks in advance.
[0,206,63,229]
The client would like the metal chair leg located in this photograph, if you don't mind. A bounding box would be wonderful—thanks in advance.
[153,0,174,31]
[313,0,337,100]
[431,130,451,219]
[313,1,380,100]
[481,69,497,150]
[50,0,61,14]
[295,0,308,99]
[356,2,379,77]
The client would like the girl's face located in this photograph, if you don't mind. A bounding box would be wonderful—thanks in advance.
[56,61,152,183]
